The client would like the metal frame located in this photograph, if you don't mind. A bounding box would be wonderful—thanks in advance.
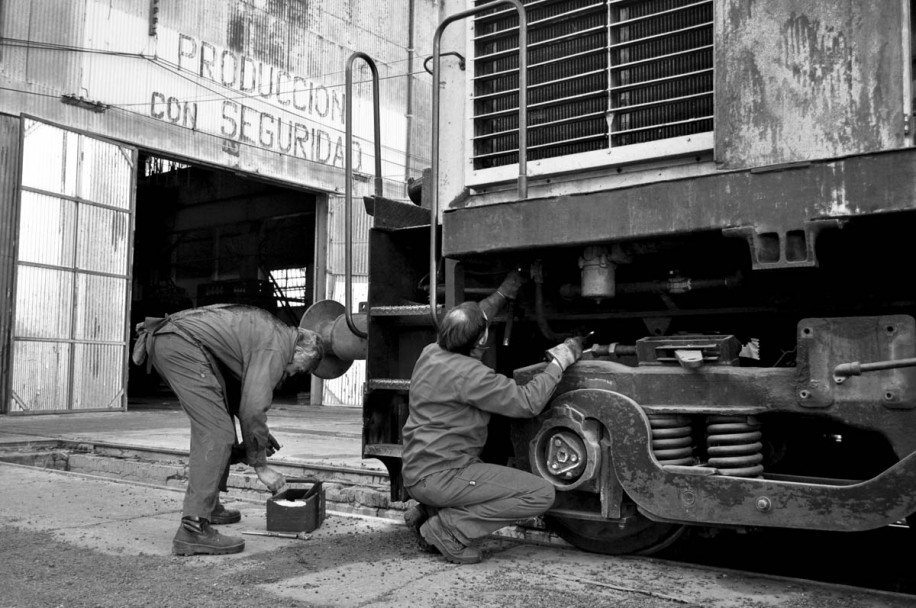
[10,116,136,413]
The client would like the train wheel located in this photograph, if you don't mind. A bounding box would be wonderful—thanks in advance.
[545,513,685,555]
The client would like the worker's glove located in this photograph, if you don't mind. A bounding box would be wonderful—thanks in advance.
[266,433,281,457]
[255,465,287,495]
[229,443,249,466]
[230,433,281,465]
[496,269,525,300]
[545,337,585,372]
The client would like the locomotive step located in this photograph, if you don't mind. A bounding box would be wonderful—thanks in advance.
[367,378,411,391]
[370,304,442,316]
[363,443,403,457]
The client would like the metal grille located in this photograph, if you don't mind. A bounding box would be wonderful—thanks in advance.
[610,0,713,147]
[471,0,712,170]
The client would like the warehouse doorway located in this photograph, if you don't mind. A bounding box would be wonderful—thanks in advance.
[127,152,321,407]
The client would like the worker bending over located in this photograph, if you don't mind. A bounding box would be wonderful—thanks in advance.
[133,304,322,556]
[402,272,583,564]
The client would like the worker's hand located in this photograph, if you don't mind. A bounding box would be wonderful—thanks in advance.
[545,337,585,372]
[266,433,281,457]
[496,269,525,300]
[255,465,287,494]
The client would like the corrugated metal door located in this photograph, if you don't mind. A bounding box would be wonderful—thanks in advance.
[9,119,136,414]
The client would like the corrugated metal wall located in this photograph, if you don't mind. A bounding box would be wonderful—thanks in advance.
[322,189,372,406]
[1,0,434,191]
[0,115,22,413]
[1,0,439,408]
[10,119,135,413]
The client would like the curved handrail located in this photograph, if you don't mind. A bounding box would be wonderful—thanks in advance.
[345,52,383,338]
[429,0,528,328]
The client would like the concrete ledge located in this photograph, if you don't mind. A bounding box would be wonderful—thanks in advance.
[1,447,404,518]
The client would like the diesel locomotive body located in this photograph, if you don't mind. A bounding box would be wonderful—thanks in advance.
[322,0,916,554]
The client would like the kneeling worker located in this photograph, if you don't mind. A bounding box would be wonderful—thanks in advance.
[133,304,323,556]
[402,272,584,564]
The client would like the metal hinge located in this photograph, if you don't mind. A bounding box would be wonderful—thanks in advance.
[905,112,911,136]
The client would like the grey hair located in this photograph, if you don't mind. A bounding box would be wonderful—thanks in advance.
[296,328,324,369]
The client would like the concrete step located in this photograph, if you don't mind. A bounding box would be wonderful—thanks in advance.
[0,439,407,520]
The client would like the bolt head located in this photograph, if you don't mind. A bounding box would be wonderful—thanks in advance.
[755,496,772,512]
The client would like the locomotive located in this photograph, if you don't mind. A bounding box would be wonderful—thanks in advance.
[306,0,916,554]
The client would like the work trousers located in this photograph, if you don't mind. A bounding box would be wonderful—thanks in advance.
[407,462,556,546]
[150,333,235,520]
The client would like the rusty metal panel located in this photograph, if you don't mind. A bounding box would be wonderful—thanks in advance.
[5,0,86,91]
[0,115,22,414]
[13,266,74,339]
[72,343,124,409]
[715,0,907,170]
[11,118,133,413]
[327,192,373,276]
[74,274,126,342]
[2,0,431,196]
[17,191,76,267]
[10,341,71,413]
[322,275,368,406]
[76,205,130,275]
[78,136,133,210]
[796,316,916,410]
[443,147,916,257]
[21,122,78,197]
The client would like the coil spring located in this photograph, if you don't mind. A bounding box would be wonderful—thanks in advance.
[648,414,695,466]
[706,415,764,478]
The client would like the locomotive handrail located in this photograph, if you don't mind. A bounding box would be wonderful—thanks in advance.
[429,0,528,328]
[344,52,383,338]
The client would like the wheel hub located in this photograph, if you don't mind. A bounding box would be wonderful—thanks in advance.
[530,404,601,490]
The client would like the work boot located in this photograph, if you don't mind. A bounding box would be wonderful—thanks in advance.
[172,517,245,556]
[210,501,241,525]
[404,503,438,554]
[420,515,481,565]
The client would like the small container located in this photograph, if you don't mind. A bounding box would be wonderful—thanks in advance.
[266,478,325,533]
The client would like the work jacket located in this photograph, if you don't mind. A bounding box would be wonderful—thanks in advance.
[401,342,562,486]
[136,304,298,467]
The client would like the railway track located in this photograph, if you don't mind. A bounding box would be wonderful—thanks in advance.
[2,439,914,602]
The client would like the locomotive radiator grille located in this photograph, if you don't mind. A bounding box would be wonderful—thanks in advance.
[610,0,714,147]
[471,0,713,169]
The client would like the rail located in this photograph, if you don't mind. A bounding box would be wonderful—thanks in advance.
[429,0,529,328]
[344,52,383,338]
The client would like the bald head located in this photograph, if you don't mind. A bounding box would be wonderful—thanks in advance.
[437,301,487,355]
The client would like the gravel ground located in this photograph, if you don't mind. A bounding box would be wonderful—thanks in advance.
[1,464,914,608]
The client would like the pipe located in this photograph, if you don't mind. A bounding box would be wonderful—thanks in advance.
[834,357,916,383]
[404,0,415,183]
[531,261,569,342]
[345,52,383,338]
[429,0,528,328]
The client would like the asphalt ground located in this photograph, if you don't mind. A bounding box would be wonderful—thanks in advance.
[2,403,916,606]
[4,463,914,608]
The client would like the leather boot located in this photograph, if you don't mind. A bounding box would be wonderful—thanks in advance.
[420,515,481,564]
[404,503,438,554]
[172,517,245,556]
[210,501,241,525]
